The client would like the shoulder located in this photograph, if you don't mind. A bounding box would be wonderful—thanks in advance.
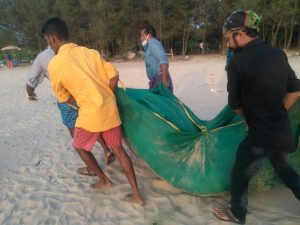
[35,48,55,64]
[48,53,60,72]
[74,45,100,58]
[259,43,287,61]
[89,48,101,57]
[148,38,165,52]
[149,38,162,46]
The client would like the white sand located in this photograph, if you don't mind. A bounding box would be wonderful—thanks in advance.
[0,55,299,225]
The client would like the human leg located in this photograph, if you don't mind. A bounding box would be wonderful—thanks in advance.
[230,140,267,223]
[111,146,144,205]
[97,135,116,166]
[75,148,112,189]
[57,102,115,167]
[67,126,97,176]
[73,128,112,189]
[270,151,300,200]
[102,126,144,205]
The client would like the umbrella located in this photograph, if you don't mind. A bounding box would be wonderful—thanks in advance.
[1,45,21,51]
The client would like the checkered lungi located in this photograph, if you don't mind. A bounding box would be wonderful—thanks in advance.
[149,72,173,93]
[73,126,122,151]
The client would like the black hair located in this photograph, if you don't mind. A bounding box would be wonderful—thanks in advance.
[140,23,157,38]
[41,17,69,41]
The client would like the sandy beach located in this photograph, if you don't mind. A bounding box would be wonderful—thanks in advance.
[0,55,299,225]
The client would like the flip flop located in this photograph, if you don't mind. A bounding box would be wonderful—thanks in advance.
[212,207,245,224]
[78,167,96,176]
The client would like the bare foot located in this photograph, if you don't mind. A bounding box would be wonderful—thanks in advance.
[90,180,113,190]
[123,193,145,206]
[104,151,116,166]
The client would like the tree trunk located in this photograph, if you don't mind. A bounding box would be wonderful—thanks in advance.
[36,32,41,52]
[182,26,187,56]
[271,16,282,47]
[287,7,296,50]
[262,0,266,40]
[298,30,300,50]
[287,20,294,50]
[181,17,190,56]
[284,26,288,49]
[202,17,208,55]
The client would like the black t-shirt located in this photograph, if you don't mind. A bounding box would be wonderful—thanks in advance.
[227,38,300,151]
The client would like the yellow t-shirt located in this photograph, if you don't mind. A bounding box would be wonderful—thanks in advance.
[48,43,121,132]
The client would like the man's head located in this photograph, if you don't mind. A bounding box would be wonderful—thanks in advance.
[41,18,69,54]
[139,24,156,46]
[223,10,261,50]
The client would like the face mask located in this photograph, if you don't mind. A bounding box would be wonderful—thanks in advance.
[141,34,150,49]
[142,40,148,48]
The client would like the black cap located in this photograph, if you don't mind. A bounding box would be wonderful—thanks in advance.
[224,10,262,33]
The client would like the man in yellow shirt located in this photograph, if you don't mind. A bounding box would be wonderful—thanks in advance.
[41,18,144,205]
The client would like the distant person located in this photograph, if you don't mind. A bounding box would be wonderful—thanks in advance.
[42,17,144,205]
[6,52,13,68]
[213,10,300,224]
[26,46,115,174]
[200,42,204,55]
[139,24,173,92]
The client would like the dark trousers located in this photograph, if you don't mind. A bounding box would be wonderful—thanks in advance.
[230,139,300,222]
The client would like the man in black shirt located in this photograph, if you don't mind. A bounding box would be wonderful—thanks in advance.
[213,10,300,224]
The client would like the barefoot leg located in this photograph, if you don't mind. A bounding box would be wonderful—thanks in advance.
[111,146,144,205]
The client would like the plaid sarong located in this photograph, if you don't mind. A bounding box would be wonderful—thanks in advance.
[73,126,122,151]
[149,72,173,93]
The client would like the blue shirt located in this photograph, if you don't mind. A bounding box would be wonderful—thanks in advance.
[144,38,168,80]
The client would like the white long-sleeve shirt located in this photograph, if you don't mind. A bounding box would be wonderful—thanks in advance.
[26,47,55,88]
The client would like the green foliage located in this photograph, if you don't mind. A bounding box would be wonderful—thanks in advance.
[0,0,299,56]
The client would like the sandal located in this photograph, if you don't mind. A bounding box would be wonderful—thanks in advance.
[78,167,96,176]
[213,207,245,224]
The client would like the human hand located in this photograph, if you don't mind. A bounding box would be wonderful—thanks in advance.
[67,96,76,104]
[162,80,169,88]
[28,93,38,101]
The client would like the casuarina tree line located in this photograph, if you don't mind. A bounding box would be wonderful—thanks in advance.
[0,0,299,58]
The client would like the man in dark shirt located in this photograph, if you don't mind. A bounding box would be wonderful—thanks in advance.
[213,10,300,224]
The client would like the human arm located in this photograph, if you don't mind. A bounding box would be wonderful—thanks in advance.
[284,92,299,110]
[26,84,38,100]
[51,80,71,103]
[26,57,44,100]
[48,64,71,103]
[285,53,300,110]
[109,75,119,93]
[234,108,244,116]
[150,40,170,87]
[98,53,119,92]
[160,64,169,87]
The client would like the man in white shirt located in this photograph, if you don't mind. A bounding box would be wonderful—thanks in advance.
[26,46,54,100]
